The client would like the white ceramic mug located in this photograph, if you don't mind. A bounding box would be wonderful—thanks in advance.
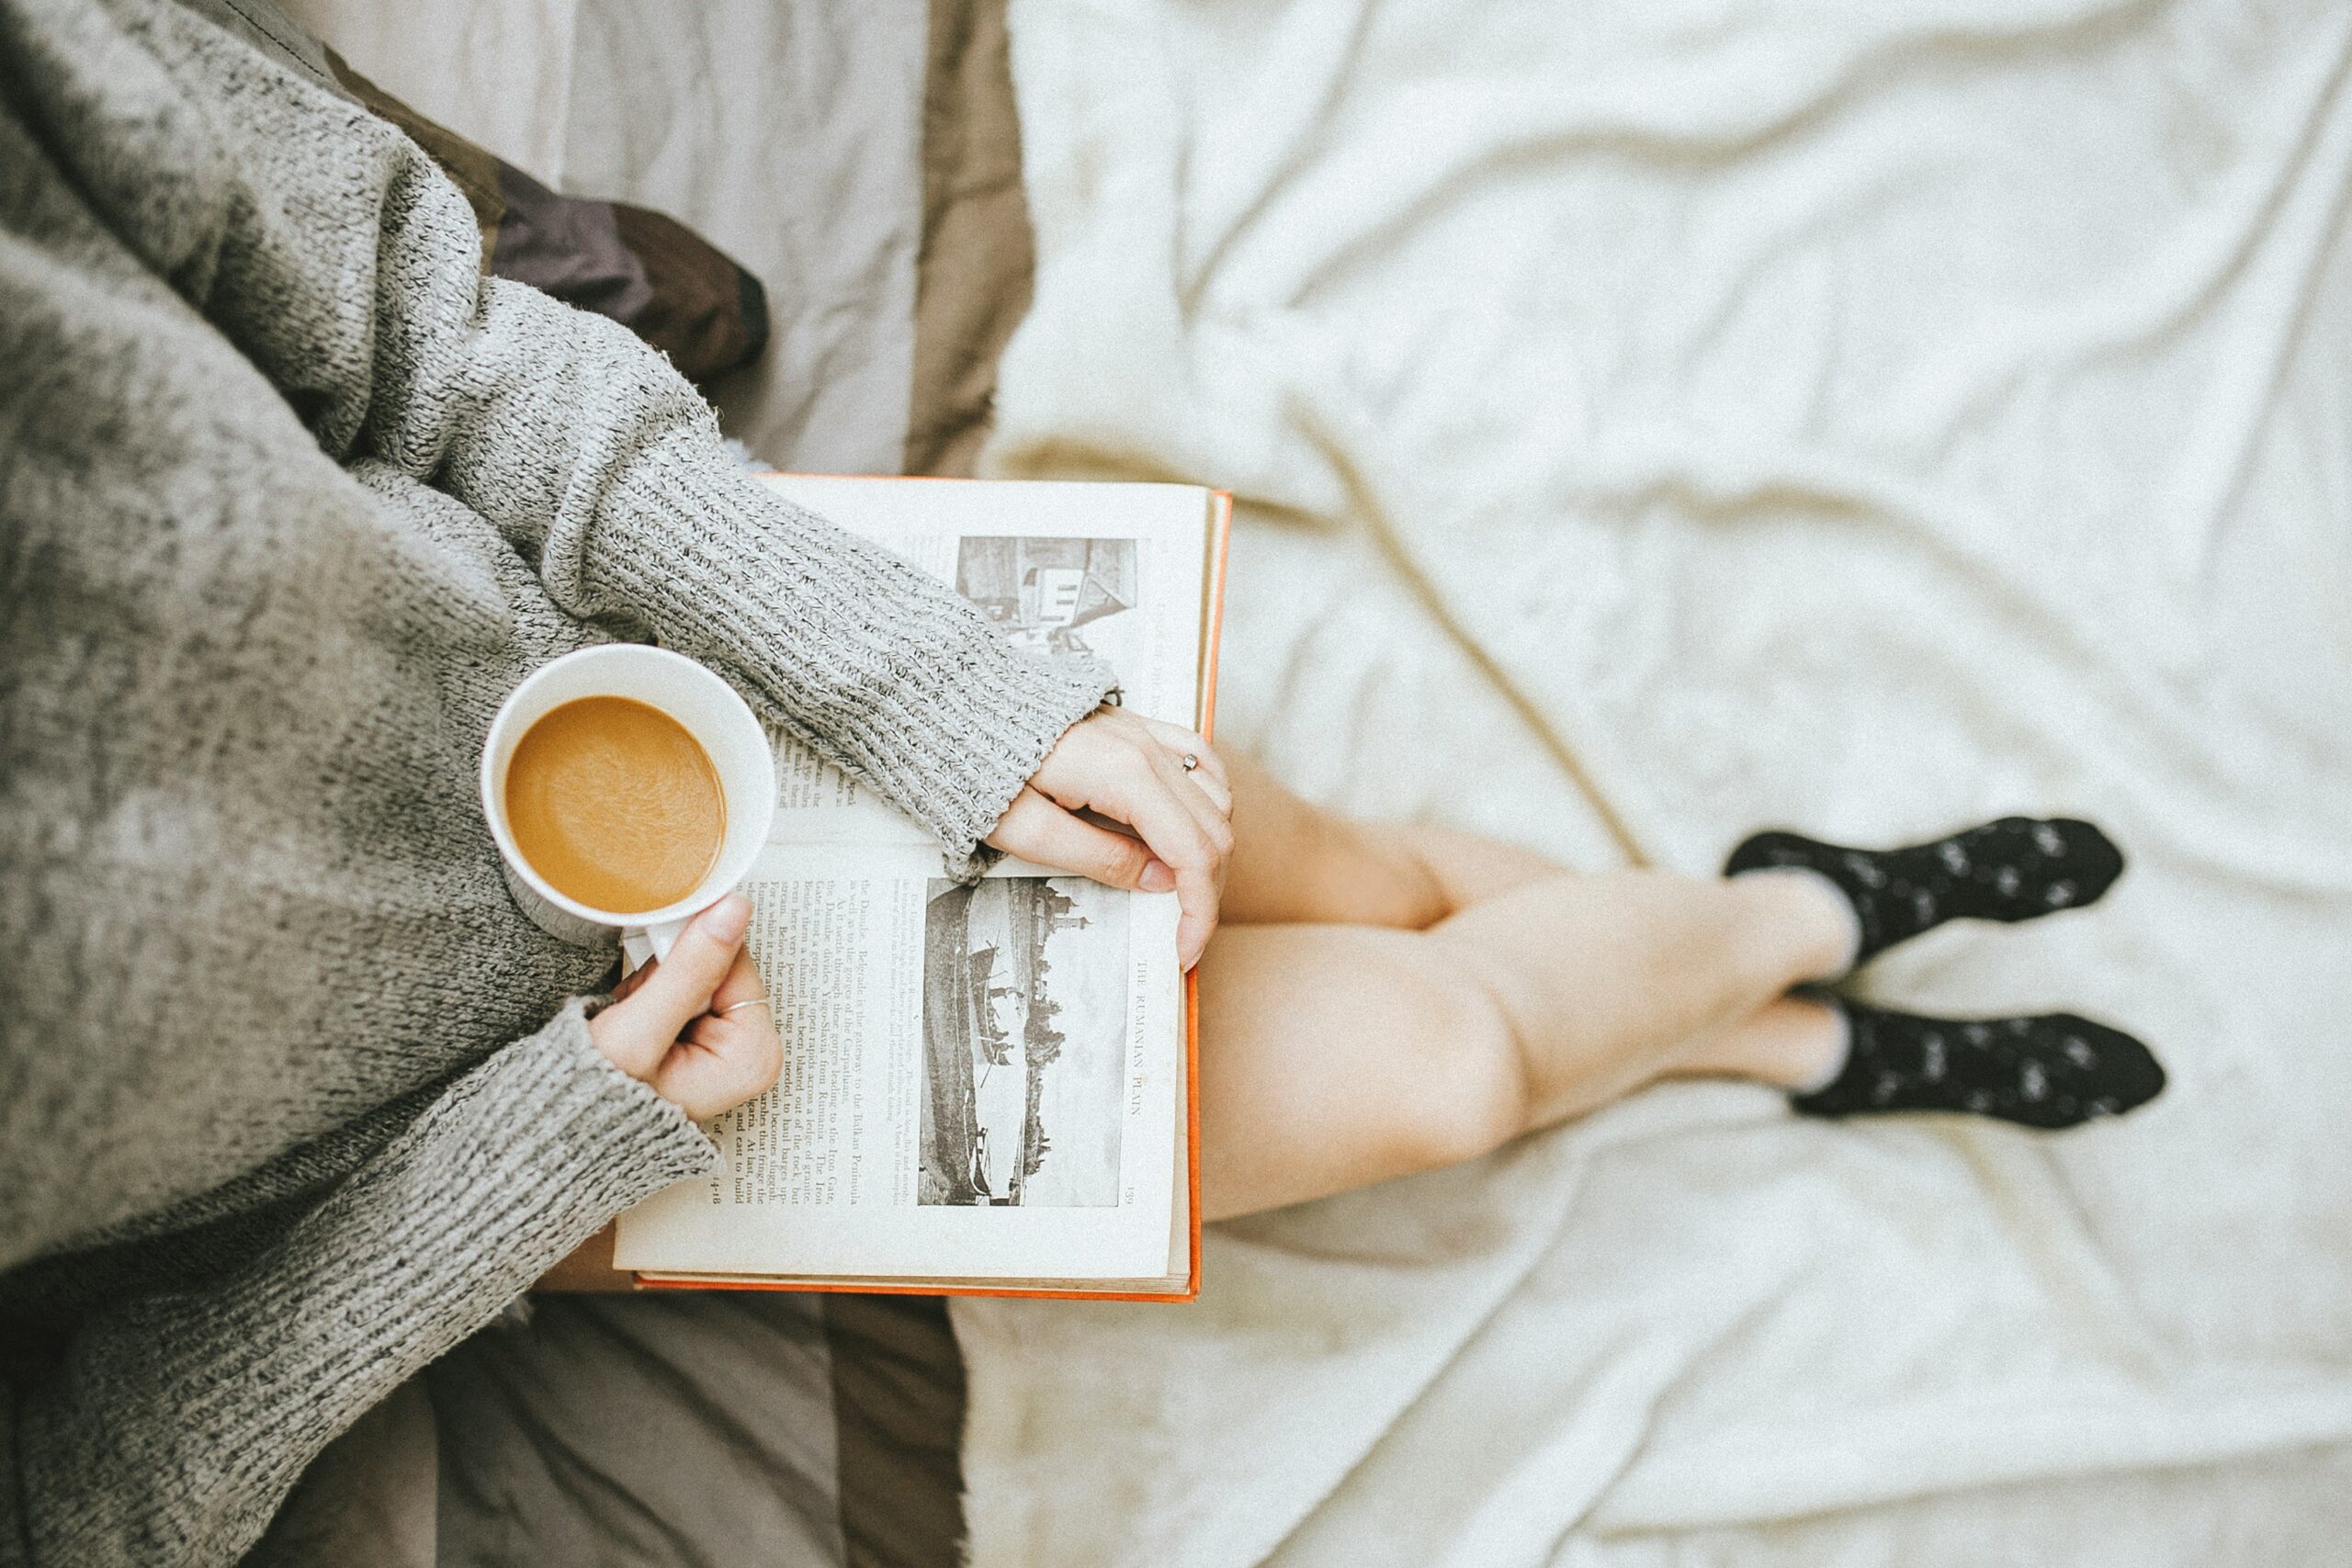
[480,644,777,964]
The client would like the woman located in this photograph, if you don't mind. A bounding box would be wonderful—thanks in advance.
[0,1,2159,1563]
[0,0,1217,1562]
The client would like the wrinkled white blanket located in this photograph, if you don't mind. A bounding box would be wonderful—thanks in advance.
[956,1,2352,1562]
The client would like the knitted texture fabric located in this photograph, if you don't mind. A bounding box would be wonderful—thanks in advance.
[0,0,1111,1562]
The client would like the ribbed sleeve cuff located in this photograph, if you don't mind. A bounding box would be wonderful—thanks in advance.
[584,449,1116,874]
[17,1005,712,1566]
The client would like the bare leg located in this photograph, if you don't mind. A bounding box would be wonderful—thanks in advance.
[1199,871,1850,1219]
[1666,995,1847,1089]
[1199,756,1853,1217]
[1221,751,1564,929]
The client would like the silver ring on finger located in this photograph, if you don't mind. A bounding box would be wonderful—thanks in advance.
[719,997,773,1018]
[1181,753,1201,773]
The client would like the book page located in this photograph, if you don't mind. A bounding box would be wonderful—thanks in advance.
[615,840,1183,1280]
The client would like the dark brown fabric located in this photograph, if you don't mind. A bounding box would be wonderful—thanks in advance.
[825,1293,970,1568]
[489,164,772,385]
[905,0,1036,477]
[611,201,774,382]
[322,49,768,385]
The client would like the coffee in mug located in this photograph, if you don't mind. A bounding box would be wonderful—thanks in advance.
[480,644,778,957]
[504,695,726,915]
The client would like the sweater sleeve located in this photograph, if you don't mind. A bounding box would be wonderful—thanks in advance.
[421,277,1115,868]
[0,1007,715,1568]
[144,5,1113,868]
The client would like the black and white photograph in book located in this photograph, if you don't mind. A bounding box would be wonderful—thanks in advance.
[956,536,1141,667]
[917,876,1130,1206]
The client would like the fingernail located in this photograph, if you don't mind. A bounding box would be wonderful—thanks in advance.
[702,893,751,942]
[1140,860,1177,894]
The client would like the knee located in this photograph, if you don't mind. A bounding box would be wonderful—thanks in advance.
[1377,972,1530,1173]
[1718,872,1849,988]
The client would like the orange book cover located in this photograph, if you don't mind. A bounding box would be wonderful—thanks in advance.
[631,484,1232,1303]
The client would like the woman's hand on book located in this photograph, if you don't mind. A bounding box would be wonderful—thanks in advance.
[988,706,1233,968]
[588,894,783,1120]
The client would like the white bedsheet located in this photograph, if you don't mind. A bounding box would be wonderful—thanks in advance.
[955,1,2352,1562]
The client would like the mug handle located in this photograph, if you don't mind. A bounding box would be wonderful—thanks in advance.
[619,916,692,970]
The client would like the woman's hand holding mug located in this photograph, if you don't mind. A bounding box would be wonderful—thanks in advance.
[587,893,782,1121]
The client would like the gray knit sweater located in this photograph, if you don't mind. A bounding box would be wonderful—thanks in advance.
[0,1,1111,1562]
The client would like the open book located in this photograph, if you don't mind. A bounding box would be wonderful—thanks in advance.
[614,475,1230,1300]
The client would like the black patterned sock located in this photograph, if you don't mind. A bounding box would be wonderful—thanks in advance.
[1724,817,2124,966]
[1793,1001,2165,1129]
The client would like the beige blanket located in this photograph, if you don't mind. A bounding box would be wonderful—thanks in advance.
[957,0,2352,1562]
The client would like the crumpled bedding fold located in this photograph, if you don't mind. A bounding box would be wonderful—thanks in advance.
[956,1,2352,1562]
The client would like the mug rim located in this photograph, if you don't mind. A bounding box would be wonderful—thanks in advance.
[479,644,777,931]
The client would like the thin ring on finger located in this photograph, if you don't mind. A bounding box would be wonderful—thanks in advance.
[1143,747,1232,880]
[1138,718,1223,781]
[1120,747,1222,881]
[718,997,772,1019]
[1156,742,1232,818]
